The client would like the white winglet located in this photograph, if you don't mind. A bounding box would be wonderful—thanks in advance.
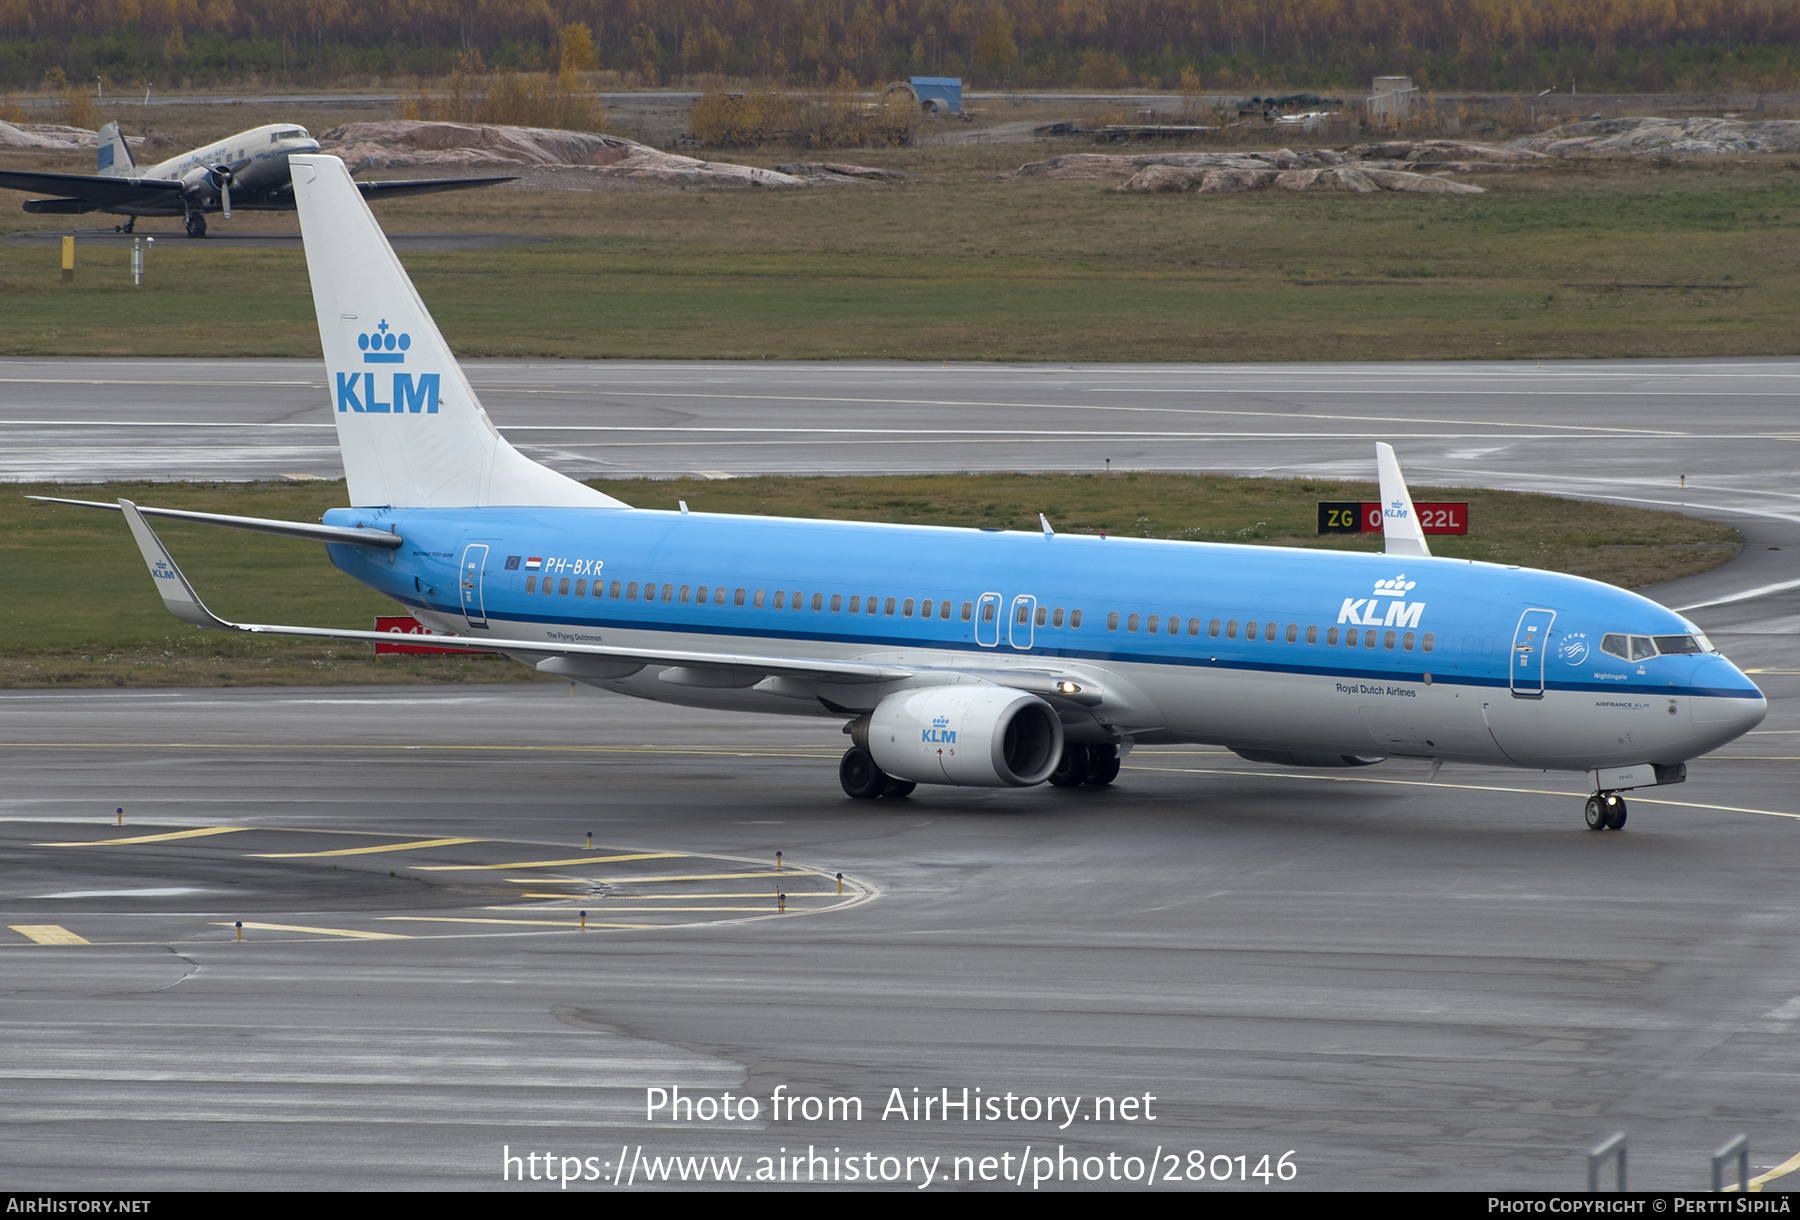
[1375,442,1430,558]
[288,153,624,510]
[119,499,232,629]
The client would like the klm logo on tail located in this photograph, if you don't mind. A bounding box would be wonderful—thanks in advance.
[359,319,410,363]
[339,318,439,414]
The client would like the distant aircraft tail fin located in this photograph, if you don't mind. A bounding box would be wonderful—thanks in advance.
[1375,442,1431,558]
[287,153,625,510]
[96,122,133,176]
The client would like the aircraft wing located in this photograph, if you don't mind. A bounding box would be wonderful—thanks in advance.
[354,175,519,201]
[0,169,183,209]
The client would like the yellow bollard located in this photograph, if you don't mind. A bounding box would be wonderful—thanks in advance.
[585,832,592,850]
[116,807,123,826]
[777,892,786,913]
[235,921,242,942]
[837,871,843,895]
[580,910,587,930]
[775,850,782,871]
[61,235,74,284]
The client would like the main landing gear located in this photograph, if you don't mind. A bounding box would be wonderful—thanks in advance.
[839,748,915,800]
[1047,743,1120,789]
[184,211,207,239]
[1584,792,1628,831]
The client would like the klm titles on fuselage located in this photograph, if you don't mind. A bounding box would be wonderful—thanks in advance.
[336,319,440,414]
[1337,575,1425,629]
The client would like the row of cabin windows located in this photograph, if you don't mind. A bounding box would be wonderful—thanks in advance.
[520,575,1086,628]
[515,575,1436,652]
[1102,611,1434,653]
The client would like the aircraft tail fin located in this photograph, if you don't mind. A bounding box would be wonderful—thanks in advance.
[1375,442,1431,558]
[96,122,133,176]
[287,153,625,510]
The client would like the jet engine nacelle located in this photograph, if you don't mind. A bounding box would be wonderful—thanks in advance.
[868,685,1064,787]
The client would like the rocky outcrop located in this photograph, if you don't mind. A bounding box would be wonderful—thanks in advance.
[770,161,918,183]
[1344,139,1553,170]
[0,121,160,151]
[318,120,808,188]
[1511,116,1800,157]
[1006,148,1335,180]
[1116,161,1484,194]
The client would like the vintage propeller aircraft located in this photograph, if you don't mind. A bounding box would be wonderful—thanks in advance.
[0,121,512,237]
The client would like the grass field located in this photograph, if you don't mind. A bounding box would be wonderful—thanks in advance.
[3,474,1739,688]
[3,136,1799,361]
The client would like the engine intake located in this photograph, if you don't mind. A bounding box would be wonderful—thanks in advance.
[867,686,1064,787]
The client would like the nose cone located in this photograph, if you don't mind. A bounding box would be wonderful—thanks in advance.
[1689,657,1767,748]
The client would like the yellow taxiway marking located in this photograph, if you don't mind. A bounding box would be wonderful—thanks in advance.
[495,904,816,912]
[1723,1147,1800,1192]
[416,852,680,872]
[220,922,407,940]
[377,916,648,929]
[584,870,810,884]
[9,925,89,945]
[38,826,248,847]
[252,837,479,859]
[1127,766,1800,821]
[515,891,833,900]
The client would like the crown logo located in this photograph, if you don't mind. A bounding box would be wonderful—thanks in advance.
[359,318,411,364]
[932,715,950,727]
[1373,575,1417,595]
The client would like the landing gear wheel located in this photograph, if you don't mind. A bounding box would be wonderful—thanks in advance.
[839,747,887,800]
[1605,797,1627,830]
[1584,796,1607,831]
[881,776,916,799]
[1085,748,1121,786]
[1048,744,1090,788]
[184,211,207,239]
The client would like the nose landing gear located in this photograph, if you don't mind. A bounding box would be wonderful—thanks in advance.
[1584,792,1628,831]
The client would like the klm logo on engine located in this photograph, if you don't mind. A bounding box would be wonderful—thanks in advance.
[338,321,439,414]
[923,714,957,744]
[1337,575,1426,628]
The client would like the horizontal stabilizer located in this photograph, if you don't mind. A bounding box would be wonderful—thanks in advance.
[29,497,403,549]
[1375,442,1431,559]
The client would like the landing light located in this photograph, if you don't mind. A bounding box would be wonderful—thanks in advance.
[1055,681,1081,695]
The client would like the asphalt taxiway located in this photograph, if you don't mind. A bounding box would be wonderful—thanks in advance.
[3,357,1798,1191]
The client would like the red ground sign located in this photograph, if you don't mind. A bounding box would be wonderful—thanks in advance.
[374,616,480,655]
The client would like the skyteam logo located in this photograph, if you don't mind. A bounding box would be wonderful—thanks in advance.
[359,319,411,363]
[338,317,439,415]
[1337,574,1426,628]
[923,714,957,745]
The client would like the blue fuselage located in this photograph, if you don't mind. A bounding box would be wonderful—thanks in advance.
[323,505,1765,772]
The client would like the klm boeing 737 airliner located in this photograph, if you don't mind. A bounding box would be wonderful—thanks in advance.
[41,154,1766,828]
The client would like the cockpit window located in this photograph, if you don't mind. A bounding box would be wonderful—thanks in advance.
[273,128,309,142]
[1601,634,1659,661]
[1653,634,1708,655]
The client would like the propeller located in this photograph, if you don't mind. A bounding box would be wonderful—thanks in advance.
[206,163,234,218]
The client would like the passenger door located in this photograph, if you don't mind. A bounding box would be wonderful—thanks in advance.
[459,543,491,631]
[1009,594,1037,650]
[1510,608,1555,698]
